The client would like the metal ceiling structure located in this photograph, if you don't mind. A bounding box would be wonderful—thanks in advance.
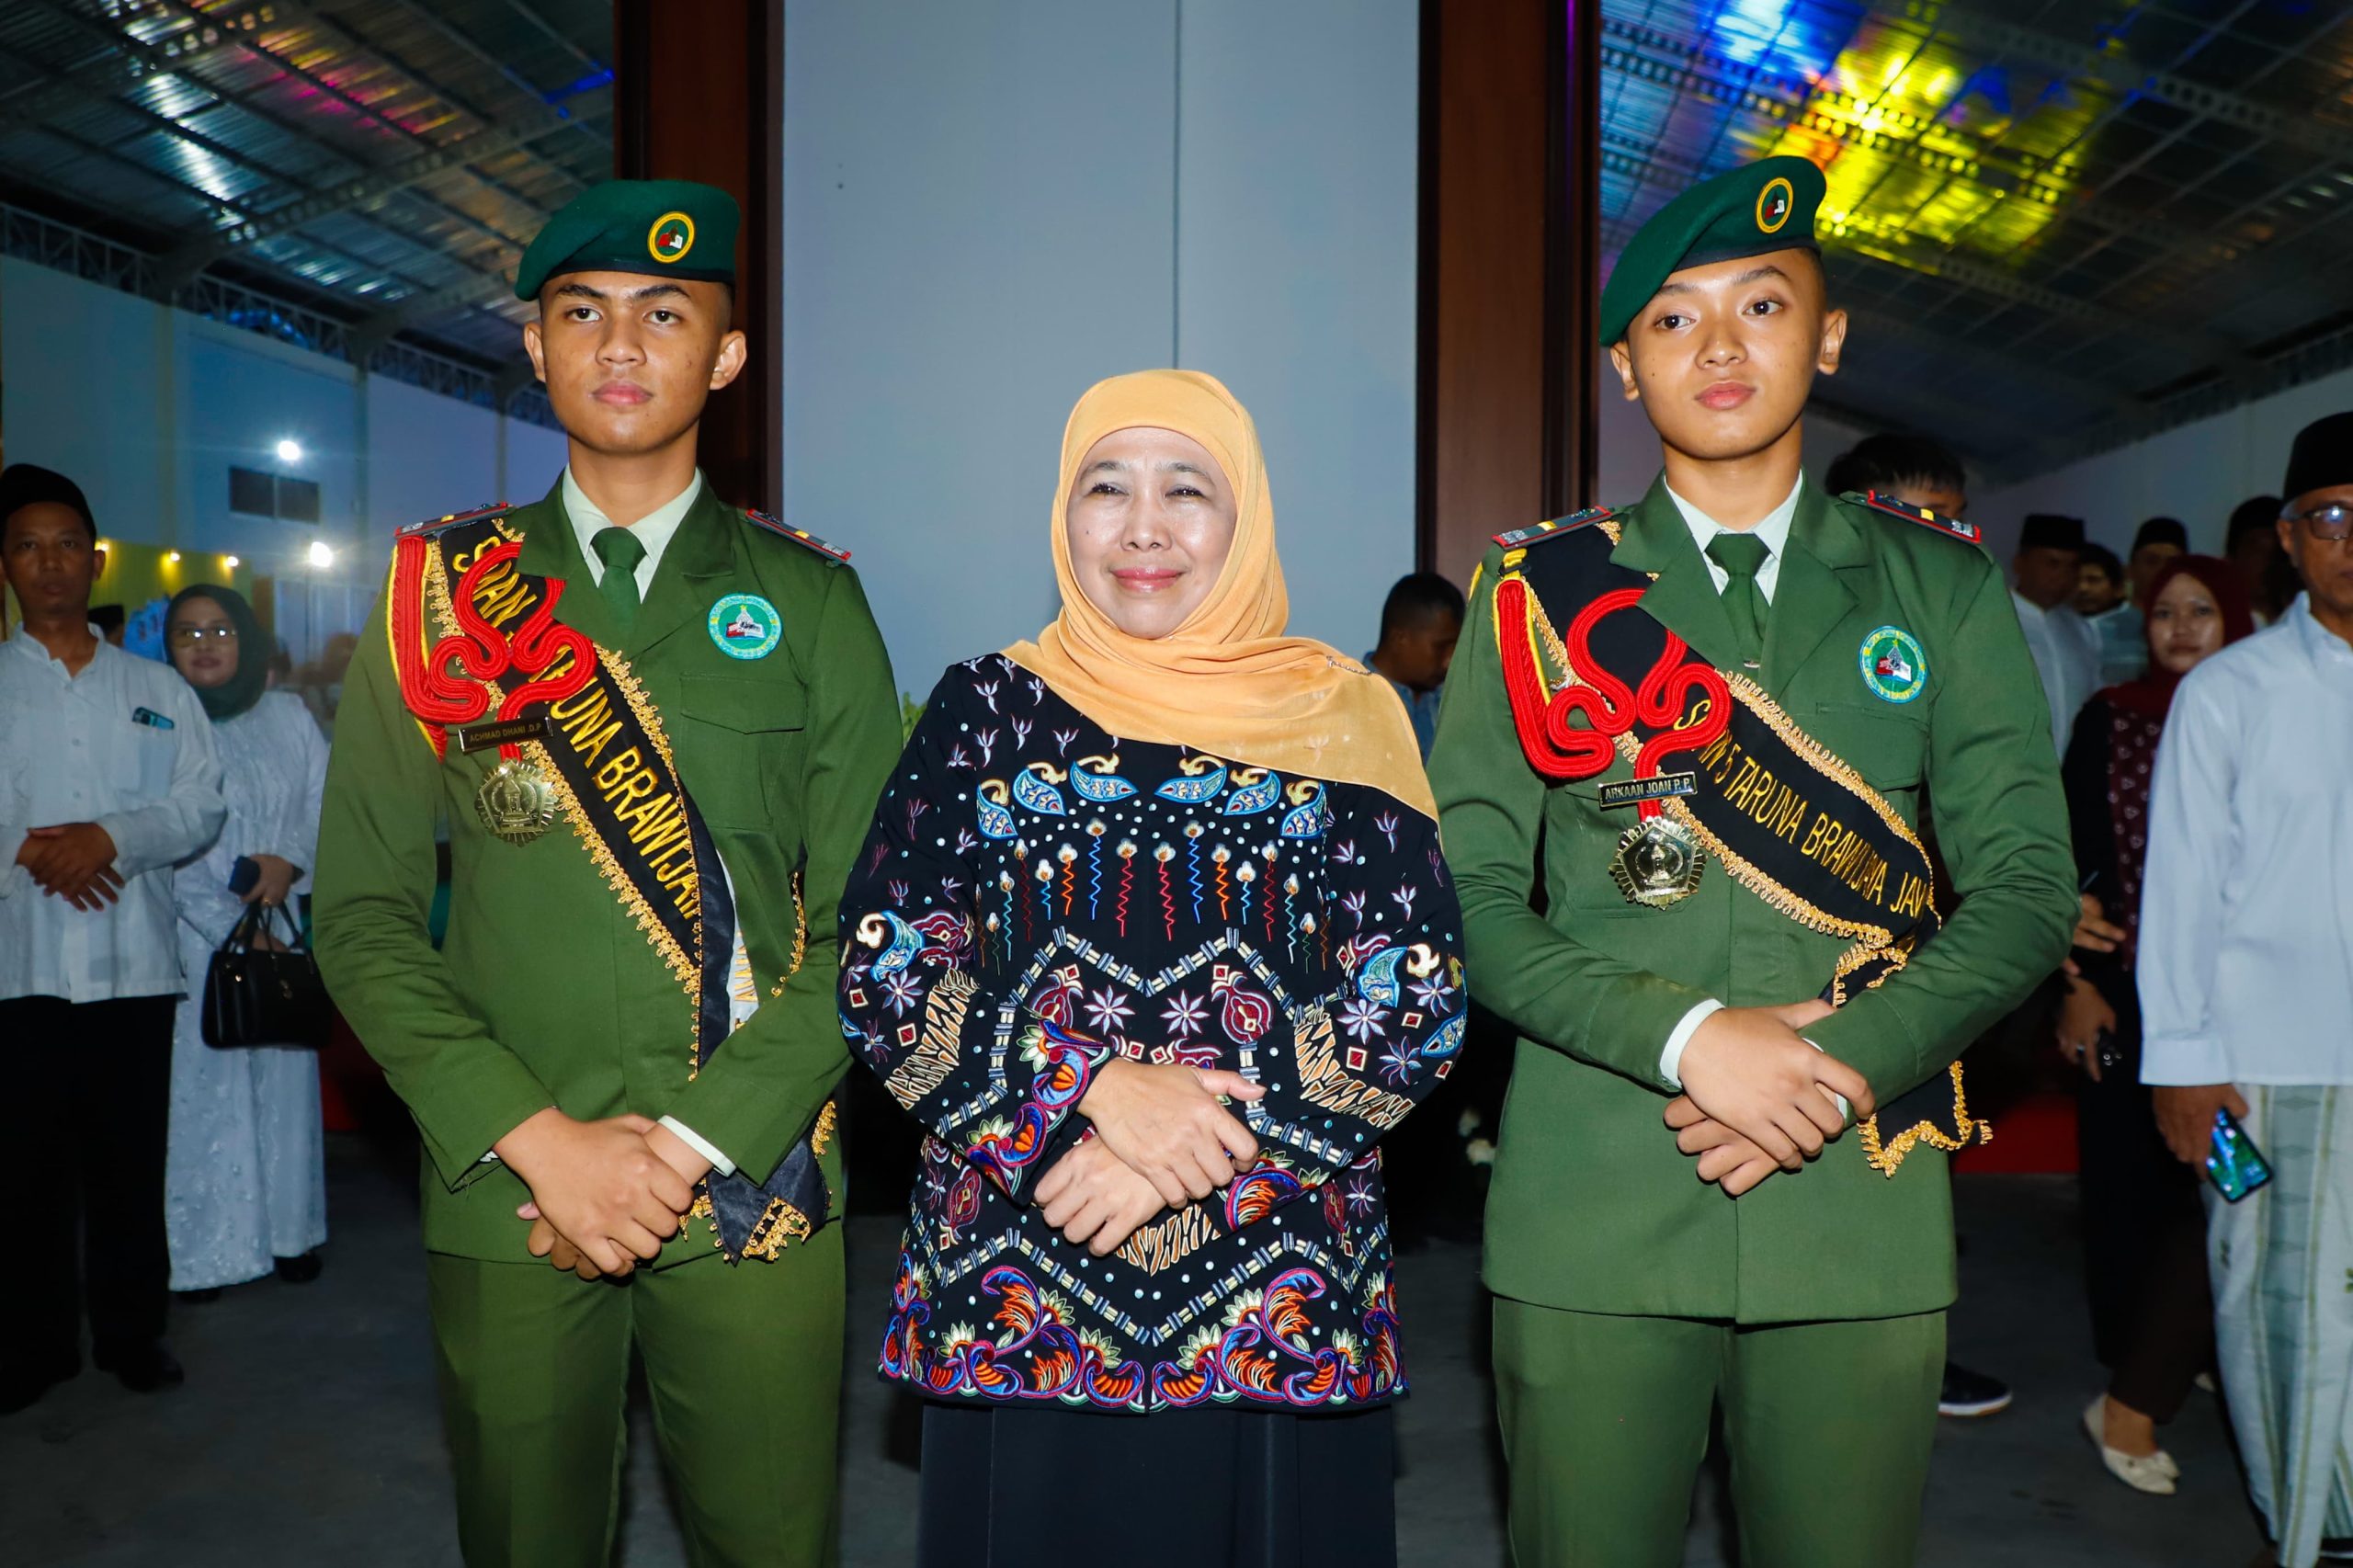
[1601,0,2353,478]
[0,0,614,423]
[4,3,2350,476]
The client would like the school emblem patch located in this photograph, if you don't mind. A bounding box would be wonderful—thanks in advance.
[1756,176,1795,234]
[708,593,781,660]
[648,210,696,266]
[1857,625,1928,704]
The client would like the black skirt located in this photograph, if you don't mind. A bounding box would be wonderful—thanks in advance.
[915,1399,1398,1568]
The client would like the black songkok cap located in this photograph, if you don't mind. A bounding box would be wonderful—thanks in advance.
[2018,513,2086,551]
[2282,412,2353,504]
[0,462,96,535]
[2132,517,2188,553]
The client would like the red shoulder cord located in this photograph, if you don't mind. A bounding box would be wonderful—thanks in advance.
[1495,574,1731,820]
[392,535,597,763]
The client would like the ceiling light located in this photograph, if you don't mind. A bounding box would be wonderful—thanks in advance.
[223,555,240,570]
[307,540,335,569]
[165,551,181,563]
[275,438,304,464]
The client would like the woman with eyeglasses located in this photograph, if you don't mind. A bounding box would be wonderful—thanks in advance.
[162,583,331,1300]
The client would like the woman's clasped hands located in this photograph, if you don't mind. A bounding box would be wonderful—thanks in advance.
[1034,1059,1266,1256]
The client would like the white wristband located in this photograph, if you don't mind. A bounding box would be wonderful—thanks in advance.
[1660,998,1724,1087]
[659,1116,736,1177]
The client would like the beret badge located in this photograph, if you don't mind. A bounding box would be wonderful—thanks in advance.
[648,211,696,265]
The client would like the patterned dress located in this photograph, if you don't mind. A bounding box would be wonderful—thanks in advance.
[840,655,1464,1415]
[165,691,330,1290]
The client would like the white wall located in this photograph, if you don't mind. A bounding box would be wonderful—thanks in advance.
[1972,367,2353,563]
[2,261,175,539]
[782,0,1420,698]
[1,256,563,664]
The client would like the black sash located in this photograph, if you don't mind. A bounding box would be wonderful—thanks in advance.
[1495,522,1982,1174]
[393,515,833,1258]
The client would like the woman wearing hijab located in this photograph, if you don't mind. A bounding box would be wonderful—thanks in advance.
[839,371,1460,1566]
[162,584,331,1297]
[2054,554,2254,1494]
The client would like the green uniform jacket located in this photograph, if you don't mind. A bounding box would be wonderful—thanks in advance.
[314,479,900,1266]
[1431,477,2075,1322]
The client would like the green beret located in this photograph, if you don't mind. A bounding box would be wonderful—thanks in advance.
[1598,155,1824,345]
[513,179,740,301]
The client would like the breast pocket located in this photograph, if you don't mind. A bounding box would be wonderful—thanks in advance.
[1548,778,1670,923]
[1802,699,1929,795]
[133,723,179,799]
[675,673,808,830]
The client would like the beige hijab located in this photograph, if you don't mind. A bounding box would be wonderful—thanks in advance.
[1003,369,1434,819]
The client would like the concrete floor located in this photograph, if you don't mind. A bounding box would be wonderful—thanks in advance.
[5,1139,2268,1566]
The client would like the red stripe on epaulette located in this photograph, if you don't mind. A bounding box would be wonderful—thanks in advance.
[1494,506,1615,550]
[396,501,512,538]
[744,508,850,562]
[1852,490,1983,544]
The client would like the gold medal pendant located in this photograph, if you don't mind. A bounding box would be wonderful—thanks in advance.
[475,756,558,846]
[1610,813,1704,908]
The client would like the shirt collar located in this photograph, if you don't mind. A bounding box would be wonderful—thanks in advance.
[1664,473,1802,562]
[563,468,704,582]
[2,625,107,672]
[2290,592,2353,666]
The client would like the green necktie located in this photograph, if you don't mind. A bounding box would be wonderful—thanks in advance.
[1705,531,1771,667]
[591,526,647,632]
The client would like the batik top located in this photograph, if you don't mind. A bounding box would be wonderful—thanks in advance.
[840,654,1465,1414]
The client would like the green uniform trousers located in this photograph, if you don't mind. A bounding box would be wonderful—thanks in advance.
[1493,1296,1944,1568]
[424,1223,844,1568]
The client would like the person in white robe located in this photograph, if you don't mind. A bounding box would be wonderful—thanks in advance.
[162,584,330,1294]
[2011,511,2102,756]
[2141,412,2353,1568]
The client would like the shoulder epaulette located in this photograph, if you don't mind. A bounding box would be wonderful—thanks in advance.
[743,508,850,563]
[1493,506,1616,550]
[396,501,511,538]
[1847,490,1982,545]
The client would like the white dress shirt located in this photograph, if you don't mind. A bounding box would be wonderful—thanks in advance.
[563,465,701,597]
[2011,591,2101,756]
[1665,475,1802,606]
[558,467,743,1176]
[0,630,226,1003]
[2139,595,2353,1087]
[1649,476,1836,1096]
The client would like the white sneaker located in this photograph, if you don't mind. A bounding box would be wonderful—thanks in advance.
[2083,1396,2178,1495]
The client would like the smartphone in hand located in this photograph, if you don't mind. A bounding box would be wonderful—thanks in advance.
[2207,1108,2273,1203]
[227,856,260,897]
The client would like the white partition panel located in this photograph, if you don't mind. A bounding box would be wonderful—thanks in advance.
[783,0,1419,700]
[1176,0,1420,665]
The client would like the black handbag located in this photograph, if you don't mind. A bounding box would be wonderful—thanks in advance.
[200,903,333,1050]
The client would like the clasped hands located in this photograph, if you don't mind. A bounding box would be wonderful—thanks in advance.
[1662,1000,1875,1197]
[16,822,123,910]
[496,1108,713,1280]
[1033,1060,1266,1257]
[2055,892,2127,1079]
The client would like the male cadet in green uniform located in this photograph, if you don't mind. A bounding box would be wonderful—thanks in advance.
[314,181,899,1566]
[1428,156,2076,1566]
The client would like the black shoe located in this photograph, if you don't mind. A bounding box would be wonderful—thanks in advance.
[176,1287,222,1304]
[1938,1360,2012,1418]
[274,1251,324,1284]
[94,1343,183,1394]
[0,1355,79,1416]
